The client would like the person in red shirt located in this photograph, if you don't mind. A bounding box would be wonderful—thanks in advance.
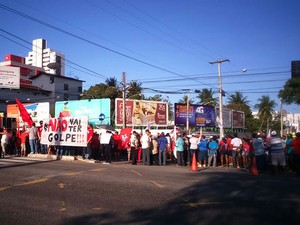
[113,131,122,161]
[291,132,300,176]
[84,124,94,160]
[219,137,229,167]
[226,135,233,166]
[20,130,29,157]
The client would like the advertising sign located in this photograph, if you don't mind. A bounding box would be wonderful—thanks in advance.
[215,107,232,128]
[232,110,245,128]
[55,99,110,126]
[40,117,88,147]
[174,103,215,127]
[7,102,50,126]
[115,98,168,126]
[0,66,20,89]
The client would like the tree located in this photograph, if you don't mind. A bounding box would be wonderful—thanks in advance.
[147,94,163,101]
[254,95,277,131]
[227,91,250,105]
[80,83,122,126]
[127,80,142,99]
[105,77,118,87]
[278,78,300,104]
[179,95,194,105]
[196,88,218,105]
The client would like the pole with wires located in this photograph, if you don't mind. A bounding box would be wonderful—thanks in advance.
[209,59,230,138]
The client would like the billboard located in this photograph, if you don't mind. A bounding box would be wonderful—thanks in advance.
[115,98,168,126]
[175,103,215,127]
[7,102,50,127]
[215,107,232,128]
[55,99,110,126]
[0,66,20,89]
[232,110,245,128]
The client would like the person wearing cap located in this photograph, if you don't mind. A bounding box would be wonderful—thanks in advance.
[267,130,286,175]
[252,132,266,174]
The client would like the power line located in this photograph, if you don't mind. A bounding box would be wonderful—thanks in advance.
[0,3,215,88]
[0,28,109,80]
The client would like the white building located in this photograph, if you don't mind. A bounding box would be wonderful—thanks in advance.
[284,113,300,133]
[25,39,65,76]
[0,39,83,116]
[252,111,299,133]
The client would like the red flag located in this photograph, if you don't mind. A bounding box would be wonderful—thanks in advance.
[16,99,33,127]
[120,128,132,149]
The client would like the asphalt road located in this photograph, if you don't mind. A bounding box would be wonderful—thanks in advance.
[0,157,299,225]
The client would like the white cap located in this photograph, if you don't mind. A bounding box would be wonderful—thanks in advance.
[271,131,277,136]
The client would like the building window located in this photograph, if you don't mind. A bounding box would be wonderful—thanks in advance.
[78,86,82,93]
[64,84,69,91]
[64,93,69,101]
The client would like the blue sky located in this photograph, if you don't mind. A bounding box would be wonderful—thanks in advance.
[0,0,299,113]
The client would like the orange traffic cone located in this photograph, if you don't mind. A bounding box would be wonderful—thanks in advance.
[250,157,259,176]
[190,152,198,172]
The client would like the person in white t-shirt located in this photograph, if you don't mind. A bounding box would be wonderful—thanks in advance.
[231,133,243,168]
[189,134,199,162]
[141,129,151,165]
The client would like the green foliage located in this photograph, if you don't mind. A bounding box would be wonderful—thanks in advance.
[254,95,277,131]
[80,81,122,126]
[227,91,250,105]
[179,95,194,104]
[278,78,300,104]
[196,88,218,105]
[127,80,142,99]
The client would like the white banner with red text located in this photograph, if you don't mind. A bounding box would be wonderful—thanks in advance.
[40,117,88,147]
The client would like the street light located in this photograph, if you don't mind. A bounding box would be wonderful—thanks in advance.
[209,59,230,138]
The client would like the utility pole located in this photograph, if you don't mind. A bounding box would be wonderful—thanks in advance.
[187,91,190,134]
[182,89,190,134]
[209,59,230,138]
[280,101,283,136]
[122,72,126,129]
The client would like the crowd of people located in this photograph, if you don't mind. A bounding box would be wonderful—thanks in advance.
[1,123,300,176]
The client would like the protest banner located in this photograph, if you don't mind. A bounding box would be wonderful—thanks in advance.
[41,117,88,147]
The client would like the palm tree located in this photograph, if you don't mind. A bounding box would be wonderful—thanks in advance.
[196,88,218,105]
[227,91,250,105]
[105,77,118,87]
[127,80,142,99]
[254,95,277,130]
[179,95,194,104]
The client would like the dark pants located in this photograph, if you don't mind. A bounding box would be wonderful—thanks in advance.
[131,146,137,164]
[190,149,198,162]
[152,153,159,165]
[293,154,300,176]
[232,150,241,167]
[142,148,150,165]
[255,154,266,173]
[159,149,166,166]
[104,145,112,163]
[177,151,184,166]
